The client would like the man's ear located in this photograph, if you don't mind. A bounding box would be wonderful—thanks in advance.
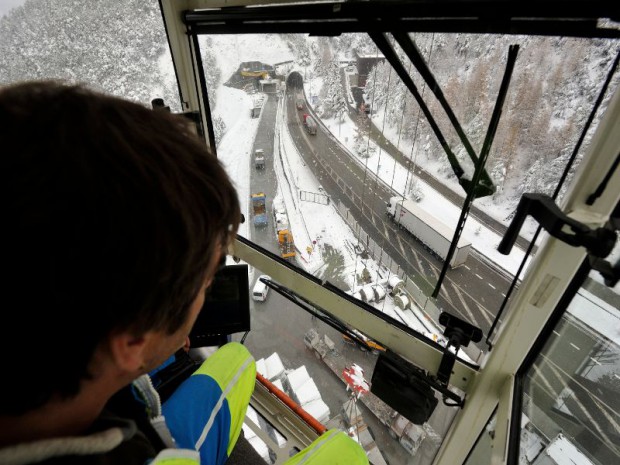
[108,332,149,372]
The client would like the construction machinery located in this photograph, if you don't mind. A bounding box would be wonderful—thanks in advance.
[342,329,386,354]
[277,230,295,259]
[384,411,426,456]
[241,69,271,79]
[304,329,335,361]
[236,60,274,79]
[273,197,296,259]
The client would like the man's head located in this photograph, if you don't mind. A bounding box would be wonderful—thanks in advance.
[1,81,241,415]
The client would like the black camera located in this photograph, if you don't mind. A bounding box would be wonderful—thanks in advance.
[189,264,251,347]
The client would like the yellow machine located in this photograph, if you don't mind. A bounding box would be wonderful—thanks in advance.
[343,331,386,353]
[240,69,271,79]
[277,229,295,259]
[273,197,296,259]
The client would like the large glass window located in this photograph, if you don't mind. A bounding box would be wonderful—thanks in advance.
[199,30,619,465]
[232,258,452,465]
[200,30,618,364]
[517,268,619,465]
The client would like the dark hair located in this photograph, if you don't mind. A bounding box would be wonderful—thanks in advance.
[0,80,241,414]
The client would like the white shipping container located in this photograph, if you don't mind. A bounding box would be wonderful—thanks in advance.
[387,196,471,268]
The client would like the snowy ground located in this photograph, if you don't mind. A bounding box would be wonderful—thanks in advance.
[215,85,479,360]
[216,82,531,279]
[204,35,615,354]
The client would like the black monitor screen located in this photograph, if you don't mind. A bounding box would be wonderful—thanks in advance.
[189,264,250,347]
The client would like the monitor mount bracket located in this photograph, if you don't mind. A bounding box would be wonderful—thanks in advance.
[436,312,482,389]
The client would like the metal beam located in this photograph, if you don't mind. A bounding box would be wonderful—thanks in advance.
[433,83,620,465]
[158,0,212,146]
[230,238,478,391]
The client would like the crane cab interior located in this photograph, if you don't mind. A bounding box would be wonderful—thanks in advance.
[2,1,618,464]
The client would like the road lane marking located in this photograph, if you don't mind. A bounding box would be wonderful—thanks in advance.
[383,221,390,238]
[552,330,561,336]
[488,283,496,289]
[396,235,407,256]
[438,286,455,306]
[569,343,581,351]
[366,195,502,331]
[452,284,484,326]
[544,359,614,442]
[531,364,560,398]
[292,108,505,336]
[409,246,434,278]
[475,274,483,280]
[590,357,601,365]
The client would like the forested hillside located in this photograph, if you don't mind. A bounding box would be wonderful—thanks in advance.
[2,0,617,214]
[281,32,617,213]
[0,0,179,105]
[331,34,618,208]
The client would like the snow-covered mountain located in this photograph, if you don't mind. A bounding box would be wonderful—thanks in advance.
[1,0,617,223]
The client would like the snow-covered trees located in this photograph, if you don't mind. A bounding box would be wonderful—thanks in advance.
[201,37,222,107]
[322,61,348,122]
[212,115,227,146]
[0,0,178,108]
[339,32,617,213]
[517,148,582,201]
[1,4,615,216]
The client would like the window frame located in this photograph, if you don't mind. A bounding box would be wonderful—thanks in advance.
[157,2,620,463]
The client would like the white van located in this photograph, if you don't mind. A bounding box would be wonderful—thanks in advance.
[252,275,270,302]
[254,149,265,169]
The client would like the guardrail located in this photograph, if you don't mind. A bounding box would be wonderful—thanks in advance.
[333,199,484,364]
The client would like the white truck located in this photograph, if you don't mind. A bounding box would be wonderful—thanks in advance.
[386,196,471,268]
[303,329,334,360]
[386,412,426,456]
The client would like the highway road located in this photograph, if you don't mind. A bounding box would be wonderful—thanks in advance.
[283,78,514,348]
[245,93,448,465]
[346,72,535,254]
[238,72,520,348]
[241,82,617,465]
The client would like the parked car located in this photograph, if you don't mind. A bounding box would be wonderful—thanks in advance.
[255,149,265,169]
[252,275,271,301]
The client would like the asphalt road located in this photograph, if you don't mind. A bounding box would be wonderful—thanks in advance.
[240,82,615,465]
[245,92,436,465]
[347,75,535,254]
[239,286,427,465]
[285,83,513,349]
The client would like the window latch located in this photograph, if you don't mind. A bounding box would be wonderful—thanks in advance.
[498,193,618,286]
